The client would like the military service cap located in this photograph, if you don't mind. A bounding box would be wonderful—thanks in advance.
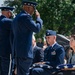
[0,7,14,11]
[22,0,37,7]
[46,30,56,36]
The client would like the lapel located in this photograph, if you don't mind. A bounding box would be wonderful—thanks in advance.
[50,43,58,55]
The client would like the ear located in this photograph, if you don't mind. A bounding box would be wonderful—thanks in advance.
[54,36,56,39]
[8,12,10,16]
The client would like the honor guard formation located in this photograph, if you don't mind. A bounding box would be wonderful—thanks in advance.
[0,0,75,75]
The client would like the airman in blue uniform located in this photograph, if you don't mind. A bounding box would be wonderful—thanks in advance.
[0,6,14,75]
[31,30,65,75]
[32,35,44,64]
[12,0,43,75]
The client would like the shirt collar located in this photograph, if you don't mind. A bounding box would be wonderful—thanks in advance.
[52,42,57,47]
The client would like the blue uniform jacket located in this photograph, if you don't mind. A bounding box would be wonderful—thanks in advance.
[0,15,12,58]
[32,46,44,64]
[12,10,43,58]
[44,43,65,68]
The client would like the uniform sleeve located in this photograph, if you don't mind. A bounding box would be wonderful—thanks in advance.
[19,14,43,33]
[6,19,14,49]
[57,47,65,64]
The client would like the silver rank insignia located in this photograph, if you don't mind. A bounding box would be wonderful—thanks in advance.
[47,32,50,35]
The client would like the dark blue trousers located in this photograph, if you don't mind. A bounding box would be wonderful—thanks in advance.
[0,57,10,75]
[0,57,1,75]
[16,57,32,75]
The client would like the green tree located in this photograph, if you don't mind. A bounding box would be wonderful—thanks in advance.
[38,0,74,35]
[4,0,75,37]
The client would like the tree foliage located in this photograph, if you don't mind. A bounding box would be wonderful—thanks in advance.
[4,0,75,37]
[38,0,75,35]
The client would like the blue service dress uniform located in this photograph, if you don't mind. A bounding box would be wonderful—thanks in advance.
[12,9,43,75]
[29,46,44,75]
[32,46,44,64]
[31,43,65,75]
[0,15,13,75]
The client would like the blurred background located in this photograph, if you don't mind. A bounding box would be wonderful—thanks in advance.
[0,0,75,41]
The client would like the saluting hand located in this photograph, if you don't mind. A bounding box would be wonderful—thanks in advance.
[35,10,40,17]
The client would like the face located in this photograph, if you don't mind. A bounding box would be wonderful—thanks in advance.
[45,35,56,46]
[23,5,35,15]
[70,37,75,48]
[8,11,13,18]
[38,38,42,42]
[32,39,36,46]
[2,10,12,18]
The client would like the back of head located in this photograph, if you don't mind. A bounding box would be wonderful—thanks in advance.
[38,38,42,42]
